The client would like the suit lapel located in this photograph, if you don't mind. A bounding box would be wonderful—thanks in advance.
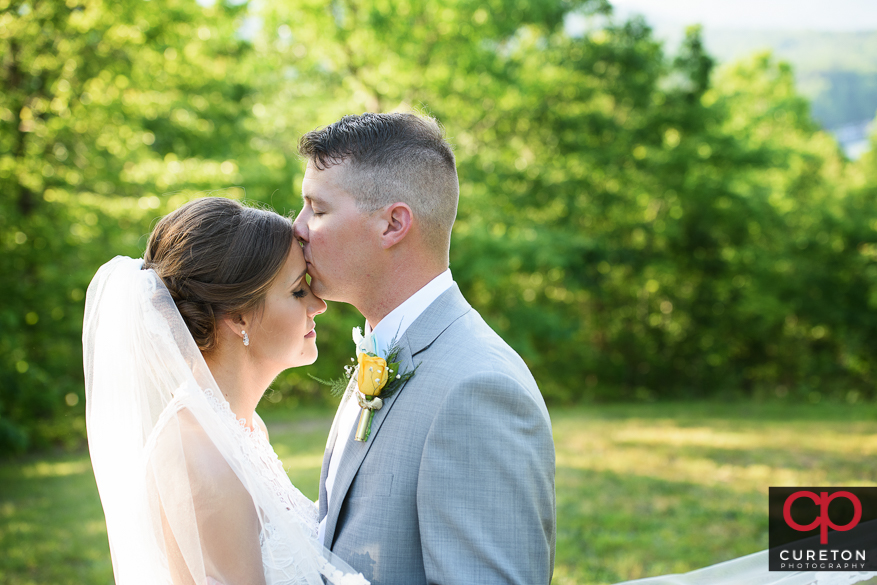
[322,340,414,546]
[403,284,471,358]
[322,285,472,546]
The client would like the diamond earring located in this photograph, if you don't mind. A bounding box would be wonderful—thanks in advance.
[242,330,249,347]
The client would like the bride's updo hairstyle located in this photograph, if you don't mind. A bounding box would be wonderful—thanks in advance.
[142,197,294,352]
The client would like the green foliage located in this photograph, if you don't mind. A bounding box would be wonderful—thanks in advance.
[439,25,877,403]
[3,0,877,453]
[0,0,259,452]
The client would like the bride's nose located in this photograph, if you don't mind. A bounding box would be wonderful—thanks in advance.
[309,296,327,317]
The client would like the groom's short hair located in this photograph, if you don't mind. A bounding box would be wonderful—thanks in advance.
[298,112,459,258]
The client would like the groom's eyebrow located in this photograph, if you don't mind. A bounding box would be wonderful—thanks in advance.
[302,193,325,205]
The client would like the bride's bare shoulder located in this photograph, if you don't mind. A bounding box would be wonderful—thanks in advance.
[151,407,247,498]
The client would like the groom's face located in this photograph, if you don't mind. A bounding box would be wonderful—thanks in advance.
[294,161,377,303]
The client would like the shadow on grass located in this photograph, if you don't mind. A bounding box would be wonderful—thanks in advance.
[551,403,877,584]
[553,467,765,585]
[0,453,113,585]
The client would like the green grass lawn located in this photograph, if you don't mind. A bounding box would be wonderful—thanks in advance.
[2,402,876,584]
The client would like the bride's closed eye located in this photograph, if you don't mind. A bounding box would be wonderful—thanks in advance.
[292,288,307,299]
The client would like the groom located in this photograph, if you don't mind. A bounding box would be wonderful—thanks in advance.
[293,112,555,584]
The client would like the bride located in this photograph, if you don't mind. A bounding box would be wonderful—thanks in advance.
[83,197,367,585]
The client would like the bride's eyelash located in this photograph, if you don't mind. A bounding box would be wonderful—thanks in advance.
[292,288,307,299]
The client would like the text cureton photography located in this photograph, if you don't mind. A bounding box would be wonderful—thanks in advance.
[769,487,877,571]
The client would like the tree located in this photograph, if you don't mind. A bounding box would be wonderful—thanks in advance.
[4,0,876,452]
[0,0,256,451]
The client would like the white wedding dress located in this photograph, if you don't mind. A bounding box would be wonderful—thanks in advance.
[83,256,367,585]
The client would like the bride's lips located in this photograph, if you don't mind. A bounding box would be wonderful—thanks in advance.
[305,326,316,339]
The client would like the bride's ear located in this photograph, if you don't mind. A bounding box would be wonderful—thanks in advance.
[219,314,248,343]
[380,202,412,249]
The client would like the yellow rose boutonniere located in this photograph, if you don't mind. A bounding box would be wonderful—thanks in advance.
[354,352,391,441]
[310,327,418,442]
[357,353,389,397]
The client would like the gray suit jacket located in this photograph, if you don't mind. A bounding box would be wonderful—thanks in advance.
[319,285,556,585]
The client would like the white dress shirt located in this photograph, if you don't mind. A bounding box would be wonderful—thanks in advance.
[318,269,454,545]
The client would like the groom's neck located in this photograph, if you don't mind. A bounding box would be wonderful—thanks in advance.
[358,266,445,329]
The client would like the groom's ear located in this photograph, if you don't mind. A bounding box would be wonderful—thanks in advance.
[380,202,412,249]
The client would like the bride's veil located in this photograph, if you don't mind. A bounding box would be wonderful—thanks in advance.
[84,256,366,585]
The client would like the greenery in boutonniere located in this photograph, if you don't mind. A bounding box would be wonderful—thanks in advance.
[309,365,355,399]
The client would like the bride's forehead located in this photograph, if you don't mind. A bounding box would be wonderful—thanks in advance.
[277,246,307,281]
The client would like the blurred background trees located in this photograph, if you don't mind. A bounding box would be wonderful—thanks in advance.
[1,0,256,450]
[2,0,876,453]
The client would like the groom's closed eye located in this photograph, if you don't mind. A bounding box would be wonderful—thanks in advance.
[303,195,329,214]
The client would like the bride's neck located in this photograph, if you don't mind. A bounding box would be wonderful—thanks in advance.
[202,348,268,429]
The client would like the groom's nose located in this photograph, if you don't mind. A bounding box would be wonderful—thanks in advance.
[292,213,308,243]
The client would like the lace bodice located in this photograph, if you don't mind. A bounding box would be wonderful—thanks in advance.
[203,388,318,533]
[201,387,322,582]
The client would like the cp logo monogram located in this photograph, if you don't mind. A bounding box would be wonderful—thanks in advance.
[783,490,862,544]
